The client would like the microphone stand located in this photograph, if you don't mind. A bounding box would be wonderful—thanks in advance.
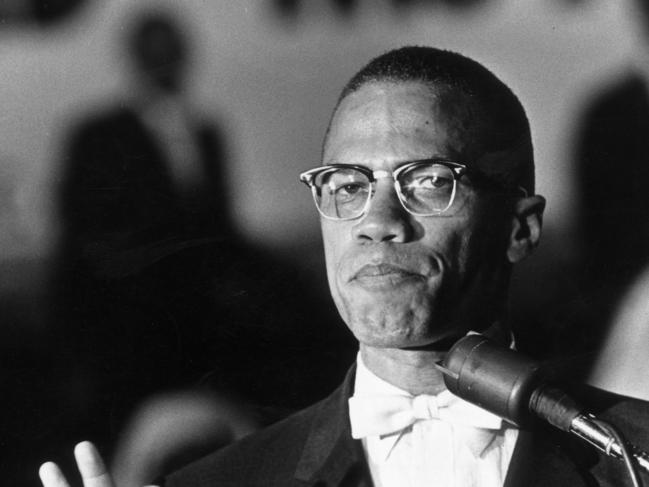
[437,335,649,485]
[570,413,649,472]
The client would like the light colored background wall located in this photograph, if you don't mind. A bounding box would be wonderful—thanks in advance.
[0,0,641,285]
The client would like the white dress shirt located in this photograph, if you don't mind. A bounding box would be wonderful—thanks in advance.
[351,354,518,487]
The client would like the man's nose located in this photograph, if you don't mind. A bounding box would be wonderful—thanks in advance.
[352,182,413,243]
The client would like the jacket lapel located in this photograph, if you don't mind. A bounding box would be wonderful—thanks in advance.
[294,364,373,487]
[504,425,595,487]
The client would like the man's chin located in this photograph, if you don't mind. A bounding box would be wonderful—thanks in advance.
[345,307,462,350]
[338,283,430,312]
[351,323,448,349]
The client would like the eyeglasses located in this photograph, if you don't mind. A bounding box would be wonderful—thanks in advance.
[299,159,473,221]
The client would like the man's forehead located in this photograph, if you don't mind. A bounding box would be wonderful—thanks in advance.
[323,80,532,193]
[331,81,474,131]
[324,81,485,163]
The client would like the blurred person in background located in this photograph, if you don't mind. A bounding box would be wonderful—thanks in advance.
[40,46,649,487]
[41,8,352,486]
[51,8,231,451]
[561,0,649,392]
[572,1,649,399]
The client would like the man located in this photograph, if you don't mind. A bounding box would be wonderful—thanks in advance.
[40,46,649,487]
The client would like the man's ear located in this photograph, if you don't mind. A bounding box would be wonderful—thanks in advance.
[506,195,546,264]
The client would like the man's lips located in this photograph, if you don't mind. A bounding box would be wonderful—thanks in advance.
[351,263,424,281]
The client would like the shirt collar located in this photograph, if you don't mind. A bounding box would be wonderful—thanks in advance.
[352,330,512,461]
[356,353,503,459]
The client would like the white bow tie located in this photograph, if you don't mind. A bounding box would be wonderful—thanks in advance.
[348,392,503,439]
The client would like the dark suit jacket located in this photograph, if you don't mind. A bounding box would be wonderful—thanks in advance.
[59,105,232,257]
[166,365,649,487]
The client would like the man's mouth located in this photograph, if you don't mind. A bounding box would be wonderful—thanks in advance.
[351,263,425,288]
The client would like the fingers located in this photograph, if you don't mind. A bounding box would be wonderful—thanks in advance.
[39,462,71,487]
[74,441,115,487]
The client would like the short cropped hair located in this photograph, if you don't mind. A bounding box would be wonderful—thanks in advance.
[324,46,535,194]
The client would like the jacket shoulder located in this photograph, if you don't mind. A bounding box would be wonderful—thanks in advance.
[165,398,329,487]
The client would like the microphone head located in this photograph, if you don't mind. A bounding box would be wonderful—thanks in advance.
[441,335,542,426]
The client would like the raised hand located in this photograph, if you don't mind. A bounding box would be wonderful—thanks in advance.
[39,441,157,487]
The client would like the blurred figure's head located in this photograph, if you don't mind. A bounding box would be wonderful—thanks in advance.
[127,11,189,94]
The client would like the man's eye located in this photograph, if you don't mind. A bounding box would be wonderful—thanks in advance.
[333,183,368,203]
[337,183,363,195]
[416,175,452,189]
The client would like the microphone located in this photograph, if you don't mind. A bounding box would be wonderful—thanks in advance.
[437,334,649,476]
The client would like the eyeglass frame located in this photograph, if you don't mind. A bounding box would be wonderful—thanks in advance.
[299,158,528,221]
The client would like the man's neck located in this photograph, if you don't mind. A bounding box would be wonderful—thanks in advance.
[359,323,511,396]
[359,345,447,396]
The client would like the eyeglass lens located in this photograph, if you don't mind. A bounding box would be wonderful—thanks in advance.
[397,163,456,215]
[314,167,371,219]
[312,163,457,219]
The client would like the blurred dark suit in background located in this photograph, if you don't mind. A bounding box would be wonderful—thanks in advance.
[561,63,649,378]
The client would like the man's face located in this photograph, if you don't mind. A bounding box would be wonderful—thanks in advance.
[321,81,514,349]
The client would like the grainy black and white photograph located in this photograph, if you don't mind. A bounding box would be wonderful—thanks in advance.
[2,1,649,486]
